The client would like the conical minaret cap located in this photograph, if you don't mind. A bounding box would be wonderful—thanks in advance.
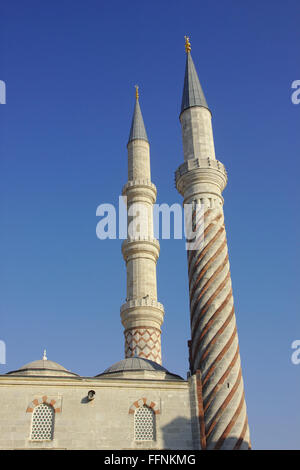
[128,86,149,144]
[180,50,209,115]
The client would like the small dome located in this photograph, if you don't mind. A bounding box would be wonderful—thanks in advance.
[7,359,79,377]
[96,357,182,380]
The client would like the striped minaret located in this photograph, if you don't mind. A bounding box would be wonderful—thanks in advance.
[175,37,251,450]
[120,86,165,364]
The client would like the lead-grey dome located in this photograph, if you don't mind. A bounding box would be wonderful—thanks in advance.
[7,359,79,377]
[96,357,182,380]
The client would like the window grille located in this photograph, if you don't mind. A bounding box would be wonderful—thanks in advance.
[30,403,54,440]
[134,405,155,441]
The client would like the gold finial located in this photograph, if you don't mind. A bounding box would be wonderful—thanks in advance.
[135,84,139,100]
[184,36,191,53]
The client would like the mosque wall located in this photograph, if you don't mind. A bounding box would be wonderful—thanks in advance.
[0,374,195,450]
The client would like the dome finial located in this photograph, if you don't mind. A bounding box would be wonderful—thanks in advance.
[184,35,191,53]
[135,84,139,100]
[42,349,47,361]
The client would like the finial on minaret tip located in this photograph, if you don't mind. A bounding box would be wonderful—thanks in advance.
[135,84,139,100]
[42,349,47,360]
[184,36,191,53]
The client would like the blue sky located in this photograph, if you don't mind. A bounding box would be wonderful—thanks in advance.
[0,0,299,449]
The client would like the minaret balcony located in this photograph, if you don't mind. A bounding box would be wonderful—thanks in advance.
[120,297,165,330]
[175,157,227,200]
[122,237,160,262]
[122,179,157,204]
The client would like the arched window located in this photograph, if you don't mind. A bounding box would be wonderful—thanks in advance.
[134,405,155,441]
[30,403,54,440]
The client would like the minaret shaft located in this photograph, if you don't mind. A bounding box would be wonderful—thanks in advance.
[128,140,151,180]
[120,98,164,364]
[176,47,250,450]
[180,107,216,162]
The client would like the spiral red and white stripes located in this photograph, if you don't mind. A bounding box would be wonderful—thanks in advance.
[188,204,250,450]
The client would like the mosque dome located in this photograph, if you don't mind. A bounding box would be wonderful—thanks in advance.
[6,352,79,377]
[96,357,183,380]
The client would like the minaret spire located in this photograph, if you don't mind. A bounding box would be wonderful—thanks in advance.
[181,36,209,114]
[128,85,148,144]
[120,88,164,364]
[175,38,251,450]
[179,38,216,163]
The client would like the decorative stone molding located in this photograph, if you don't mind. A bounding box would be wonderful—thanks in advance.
[123,236,160,245]
[129,398,160,415]
[121,298,164,313]
[120,299,164,331]
[26,396,62,414]
[122,237,160,262]
[122,180,157,204]
[175,158,227,200]
[175,157,227,180]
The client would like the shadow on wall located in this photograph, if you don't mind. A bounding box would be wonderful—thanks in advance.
[161,416,194,450]
[161,416,250,450]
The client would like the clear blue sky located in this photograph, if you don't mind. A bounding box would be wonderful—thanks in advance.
[0,0,299,450]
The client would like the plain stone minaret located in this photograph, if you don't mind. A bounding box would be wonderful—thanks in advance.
[120,87,165,364]
[175,38,251,450]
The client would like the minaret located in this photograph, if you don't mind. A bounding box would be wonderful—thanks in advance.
[120,86,165,364]
[175,38,251,450]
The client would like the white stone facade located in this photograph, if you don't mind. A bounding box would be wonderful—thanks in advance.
[0,372,197,450]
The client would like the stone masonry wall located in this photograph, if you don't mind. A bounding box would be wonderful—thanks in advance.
[0,376,193,450]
